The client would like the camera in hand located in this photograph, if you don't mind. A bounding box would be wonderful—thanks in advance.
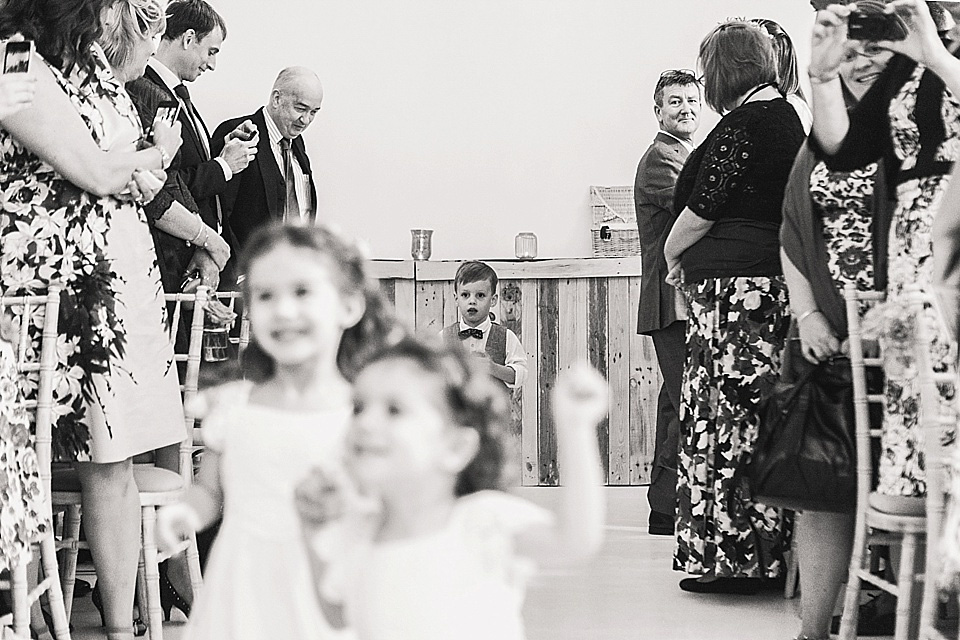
[847,1,907,41]
[3,40,32,74]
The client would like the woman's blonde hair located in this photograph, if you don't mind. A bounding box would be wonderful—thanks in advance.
[99,0,166,72]
[698,20,777,114]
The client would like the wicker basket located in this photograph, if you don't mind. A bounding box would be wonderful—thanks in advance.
[590,185,639,257]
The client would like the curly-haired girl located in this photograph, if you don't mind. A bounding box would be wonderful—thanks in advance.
[295,336,607,640]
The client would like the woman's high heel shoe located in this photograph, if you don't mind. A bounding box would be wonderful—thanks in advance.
[92,585,147,636]
[159,563,192,621]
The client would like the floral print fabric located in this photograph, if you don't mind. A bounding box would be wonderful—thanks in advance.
[0,340,48,572]
[0,52,133,461]
[674,276,791,578]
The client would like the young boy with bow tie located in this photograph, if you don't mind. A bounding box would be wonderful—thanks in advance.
[440,261,528,395]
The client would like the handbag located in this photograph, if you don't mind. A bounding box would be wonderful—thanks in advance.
[748,338,857,513]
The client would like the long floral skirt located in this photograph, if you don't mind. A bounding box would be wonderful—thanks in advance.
[674,276,791,578]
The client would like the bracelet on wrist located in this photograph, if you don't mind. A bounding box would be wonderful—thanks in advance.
[155,145,171,169]
[807,70,840,85]
[797,309,822,324]
[187,219,204,246]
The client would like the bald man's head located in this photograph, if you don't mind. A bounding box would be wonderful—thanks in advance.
[266,67,324,140]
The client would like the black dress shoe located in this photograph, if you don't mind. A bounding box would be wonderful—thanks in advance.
[648,510,675,536]
[678,577,763,595]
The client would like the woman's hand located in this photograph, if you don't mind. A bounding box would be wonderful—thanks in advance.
[203,230,231,270]
[126,168,164,204]
[811,4,856,80]
[880,0,949,67]
[151,120,182,166]
[0,72,36,120]
[798,311,842,363]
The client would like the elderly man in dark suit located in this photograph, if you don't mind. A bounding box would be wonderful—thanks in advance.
[212,67,322,257]
[634,69,700,536]
[128,0,257,292]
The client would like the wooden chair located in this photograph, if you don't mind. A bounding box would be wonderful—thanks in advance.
[839,285,932,640]
[0,286,71,639]
[53,287,210,639]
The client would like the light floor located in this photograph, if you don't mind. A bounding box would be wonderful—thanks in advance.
[57,487,872,640]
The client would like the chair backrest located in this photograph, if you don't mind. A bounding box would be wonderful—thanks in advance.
[164,287,209,484]
[844,284,886,509]
[0,287,62,504]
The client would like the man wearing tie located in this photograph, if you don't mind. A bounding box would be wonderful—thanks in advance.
[133,0,256,290]
[634,69,700,536]
[212,67,322,253]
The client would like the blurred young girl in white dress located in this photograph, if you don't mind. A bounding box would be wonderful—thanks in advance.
[296,337,608,640]
[156,223,399,640]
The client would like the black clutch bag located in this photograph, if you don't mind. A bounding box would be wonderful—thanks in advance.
[748,339,857,513]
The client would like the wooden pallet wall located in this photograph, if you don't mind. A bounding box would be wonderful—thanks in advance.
[371,258,660,486]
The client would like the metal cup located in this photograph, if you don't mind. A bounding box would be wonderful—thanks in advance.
[410,229,433,261]
[202,326,230,362]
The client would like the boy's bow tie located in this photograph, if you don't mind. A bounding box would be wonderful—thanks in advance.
[458,328,483,340]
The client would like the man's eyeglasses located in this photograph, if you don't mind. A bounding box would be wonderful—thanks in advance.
[659,69,699,83]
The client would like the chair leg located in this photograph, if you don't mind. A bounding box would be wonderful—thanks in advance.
[12,562,29,639]
[784,529,800,599]
[184,530,202,602]
[141,506,163,640]
[59,505,82,623]
[39,530,72,640]
[839,522,869,640]
[894,532,918,640]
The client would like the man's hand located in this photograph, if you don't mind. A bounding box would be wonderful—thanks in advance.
[185,250,220,291]
[218,135,258,174]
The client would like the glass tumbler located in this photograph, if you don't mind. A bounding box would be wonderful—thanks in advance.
[515,232,538,259]
[411,229,433,260]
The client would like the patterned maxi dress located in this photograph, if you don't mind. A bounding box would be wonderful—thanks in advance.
[673,98,804,579]
[878,65,958,497]
[0,45,184,463]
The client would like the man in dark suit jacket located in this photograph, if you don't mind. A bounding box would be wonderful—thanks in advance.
[133,0,257,290]
[634,70,700,536]
[212,66,322,257]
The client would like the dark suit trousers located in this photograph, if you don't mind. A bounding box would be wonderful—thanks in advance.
[648,319,686,516]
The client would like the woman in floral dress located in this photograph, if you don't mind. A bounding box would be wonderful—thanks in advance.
[810,1,960,509]
[0,0,184,637]
[781,40,896,640]
[663,20,805,594]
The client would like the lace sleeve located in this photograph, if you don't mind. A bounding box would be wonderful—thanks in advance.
[684,124,755,220]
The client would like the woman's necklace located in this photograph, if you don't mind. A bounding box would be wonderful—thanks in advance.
[741,82,776,106]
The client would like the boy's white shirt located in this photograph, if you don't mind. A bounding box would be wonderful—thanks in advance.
[441,317,528,389]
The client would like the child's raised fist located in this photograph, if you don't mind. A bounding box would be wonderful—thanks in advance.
[156,503,202,556]
[551,363,608,431]
[295,467,345,531]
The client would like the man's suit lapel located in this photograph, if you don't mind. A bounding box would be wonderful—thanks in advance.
[654,131,689,161]
[253,108,283,220]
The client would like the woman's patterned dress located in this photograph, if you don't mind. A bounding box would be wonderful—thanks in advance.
[0,45,183,463]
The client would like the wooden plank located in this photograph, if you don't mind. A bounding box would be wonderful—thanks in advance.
[606,277,631,485]
[520,279,539,486]
[588,277,610,481]
[414,282,445,335]
[538,279,560,486]
[366,260,414,280]
[378,280,396,307]
[628,277,653,484]
[415,257,641,281]
[393,279,416,331]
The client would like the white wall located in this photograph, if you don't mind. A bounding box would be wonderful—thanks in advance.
[196,1,816,260]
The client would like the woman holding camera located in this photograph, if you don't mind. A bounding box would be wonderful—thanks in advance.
[810,1,960,511]
[0,0,187,637]
[663,20,805,594]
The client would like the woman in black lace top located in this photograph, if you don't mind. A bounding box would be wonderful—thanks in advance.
[663,19,805,595]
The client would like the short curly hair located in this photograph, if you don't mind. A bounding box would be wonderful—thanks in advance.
[360,335,517,496]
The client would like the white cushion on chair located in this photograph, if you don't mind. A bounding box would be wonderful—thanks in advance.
[51,465,184,494]
[868,492,926,517]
